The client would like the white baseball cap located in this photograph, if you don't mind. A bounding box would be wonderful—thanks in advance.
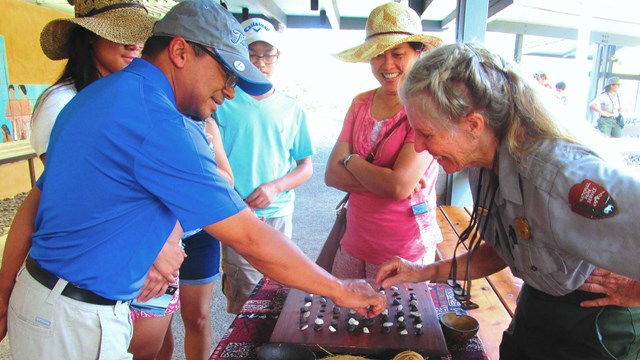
[241,18,281,49]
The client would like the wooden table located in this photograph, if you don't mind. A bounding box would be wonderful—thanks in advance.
[210,279,486,360]
[210,206,520,360]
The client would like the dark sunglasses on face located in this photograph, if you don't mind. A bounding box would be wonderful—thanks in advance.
[193,44,239,89]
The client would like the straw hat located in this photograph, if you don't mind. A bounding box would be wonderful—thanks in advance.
[40,0,156,60]
[334,2,442,63]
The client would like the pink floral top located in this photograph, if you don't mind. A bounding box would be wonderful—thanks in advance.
[337,90,442,264]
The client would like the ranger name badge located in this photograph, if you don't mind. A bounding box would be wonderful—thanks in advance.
[514,217,531,240]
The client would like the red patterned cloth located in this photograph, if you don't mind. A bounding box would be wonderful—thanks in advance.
[210,278,486,360]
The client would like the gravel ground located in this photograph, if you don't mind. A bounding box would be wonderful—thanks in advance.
[0,192,26,237]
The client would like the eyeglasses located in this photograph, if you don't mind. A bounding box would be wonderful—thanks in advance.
[194,44,238,89]
[249,54,279,64]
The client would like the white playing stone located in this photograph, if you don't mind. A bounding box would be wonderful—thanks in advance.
[315,318,324,325]
[329,325,336,332]
[363,327,370,334]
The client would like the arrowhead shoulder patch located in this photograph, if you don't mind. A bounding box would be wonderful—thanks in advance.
[568,179,617,219]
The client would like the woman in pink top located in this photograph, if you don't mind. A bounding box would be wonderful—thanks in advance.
[325,2,443,279]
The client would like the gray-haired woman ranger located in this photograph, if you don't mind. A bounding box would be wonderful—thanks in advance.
[375,42,640,359]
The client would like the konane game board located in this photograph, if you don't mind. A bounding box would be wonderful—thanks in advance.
[270,281,448,358]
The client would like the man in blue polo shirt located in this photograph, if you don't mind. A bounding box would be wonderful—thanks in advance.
[0,1,386,358]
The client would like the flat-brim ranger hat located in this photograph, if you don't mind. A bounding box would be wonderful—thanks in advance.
[153,0,272,96]
[40,0,156,61]
[335,2,443,63]
[605,76,621,87]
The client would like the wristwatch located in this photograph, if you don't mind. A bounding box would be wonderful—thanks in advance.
[343,154,357,167]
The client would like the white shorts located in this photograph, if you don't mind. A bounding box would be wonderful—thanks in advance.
[221,215,292,314]
[8,266,133,360]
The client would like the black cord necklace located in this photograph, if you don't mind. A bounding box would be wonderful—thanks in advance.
[448,167,499,310]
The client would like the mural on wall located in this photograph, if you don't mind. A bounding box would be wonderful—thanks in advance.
[0,35,50,144]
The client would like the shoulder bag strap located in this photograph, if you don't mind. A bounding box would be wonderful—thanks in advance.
[366,115,408,162]
[341,116,407,206]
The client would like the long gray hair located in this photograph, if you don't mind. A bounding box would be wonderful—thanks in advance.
[400,42,576,162]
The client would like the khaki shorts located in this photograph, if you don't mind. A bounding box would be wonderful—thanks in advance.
[9,266,133,359]
[221,215,292,314]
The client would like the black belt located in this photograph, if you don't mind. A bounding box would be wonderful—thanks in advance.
[524,284,605,305]
[25,256,118,306]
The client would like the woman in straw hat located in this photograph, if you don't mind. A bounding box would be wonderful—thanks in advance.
[28,1,178,359]
[31,0,155,162]
[325,2,443,279]
[589,76,624,138]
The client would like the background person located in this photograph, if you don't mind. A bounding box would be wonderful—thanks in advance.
[171,116,234,360]
[216,17,315,314]
[554,81,568,106]
[324,2,443,279]
[590,76,624,138]
[0,1,385,358]
[533,70,551,89]
[376,42,640,360]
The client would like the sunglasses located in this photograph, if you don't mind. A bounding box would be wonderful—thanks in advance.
[193,44,239,89]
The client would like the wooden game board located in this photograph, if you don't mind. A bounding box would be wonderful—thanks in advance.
[270,281,448,358]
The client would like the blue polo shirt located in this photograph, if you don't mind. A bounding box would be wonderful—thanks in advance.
[31,58,245,300]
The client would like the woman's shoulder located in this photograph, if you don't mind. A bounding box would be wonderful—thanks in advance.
[39,82,77,106]
[351,89,376,104]
[33,82,77,119]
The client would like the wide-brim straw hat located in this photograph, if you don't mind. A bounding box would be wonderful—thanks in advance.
[41,0,156,60]
[334,2,443,63]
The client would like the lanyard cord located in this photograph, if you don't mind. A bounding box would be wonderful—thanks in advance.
[448,168,499,309]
